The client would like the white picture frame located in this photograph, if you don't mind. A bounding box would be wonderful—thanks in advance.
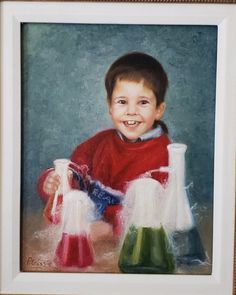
[0,1,236,294]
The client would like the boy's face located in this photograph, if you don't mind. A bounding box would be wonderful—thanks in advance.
[109,79,166,142]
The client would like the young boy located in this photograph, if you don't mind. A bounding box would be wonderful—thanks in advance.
[38,51,170,240]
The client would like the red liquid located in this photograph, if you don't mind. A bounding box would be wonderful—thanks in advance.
[55,232,94,268]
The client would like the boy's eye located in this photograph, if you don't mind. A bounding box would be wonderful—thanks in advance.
[139,99,150,105]
[117,99,126,104]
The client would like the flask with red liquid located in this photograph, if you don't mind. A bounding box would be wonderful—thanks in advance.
[55,190,95,268]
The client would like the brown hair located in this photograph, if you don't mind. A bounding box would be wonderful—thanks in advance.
[105,52,169,133]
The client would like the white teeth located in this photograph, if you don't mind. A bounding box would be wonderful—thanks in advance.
[123,120,140,127]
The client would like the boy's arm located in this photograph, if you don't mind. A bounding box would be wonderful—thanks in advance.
[37,133,97,202]
[37,168,54,203]
[37,165,86,202]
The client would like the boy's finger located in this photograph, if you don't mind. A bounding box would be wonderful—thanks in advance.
[44,184,59,195]
[68,170,73,179]
[47,173,60,183]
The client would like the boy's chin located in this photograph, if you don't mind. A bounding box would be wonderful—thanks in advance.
[120,133,140,142]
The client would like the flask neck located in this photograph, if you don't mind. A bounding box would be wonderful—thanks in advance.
[167,144,187,188]
[54,159,71,195]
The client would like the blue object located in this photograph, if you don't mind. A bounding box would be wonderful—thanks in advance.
[88,181,122,219]
[71,170,87,191]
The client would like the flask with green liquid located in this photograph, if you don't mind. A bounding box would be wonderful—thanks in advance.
[118,178,175,274]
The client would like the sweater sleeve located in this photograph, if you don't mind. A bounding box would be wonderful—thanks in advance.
[38,130,112,202]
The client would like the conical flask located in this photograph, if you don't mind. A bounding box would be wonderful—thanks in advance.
[55,190,94,268]
[118,178,175,274]
[162,144,193,231]
[163,144,206,265]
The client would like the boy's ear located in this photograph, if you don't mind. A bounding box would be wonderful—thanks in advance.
[107,97,112,115]
[155,102,166,120]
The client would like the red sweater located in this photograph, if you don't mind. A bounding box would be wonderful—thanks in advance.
[70,129,170,192]
[38,129,170,233]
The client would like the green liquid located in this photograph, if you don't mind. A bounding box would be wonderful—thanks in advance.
[118,225,175,274]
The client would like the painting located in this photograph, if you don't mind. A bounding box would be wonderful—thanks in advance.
[20,23,216,274]
[1,2,236,295]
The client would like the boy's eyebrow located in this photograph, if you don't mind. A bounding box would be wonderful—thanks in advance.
[138,96,153,101]
[113,95,151,99]
[113,95,127,99]
[112,95,154,101]
[138,96,151,99]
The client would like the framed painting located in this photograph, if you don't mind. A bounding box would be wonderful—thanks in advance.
[0,1,236,295]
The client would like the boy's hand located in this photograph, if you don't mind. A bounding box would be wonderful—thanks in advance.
[43,171,61,195]
[43,170,73,196]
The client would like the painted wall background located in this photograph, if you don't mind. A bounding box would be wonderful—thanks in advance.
[21,24,217,216]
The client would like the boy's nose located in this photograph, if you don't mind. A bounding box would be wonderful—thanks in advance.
[126,103,137,115]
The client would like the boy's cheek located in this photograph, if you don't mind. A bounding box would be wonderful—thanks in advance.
[109,110,123,120]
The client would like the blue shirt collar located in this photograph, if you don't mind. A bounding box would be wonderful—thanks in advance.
[117,125,163,142]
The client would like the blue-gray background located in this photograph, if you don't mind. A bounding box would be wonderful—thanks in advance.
[21,24,217,215]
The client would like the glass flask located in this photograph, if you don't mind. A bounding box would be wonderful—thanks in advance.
[163,143,206,265]
[161,144,194,232]
[55,190,95,268]
[118,178,175,274]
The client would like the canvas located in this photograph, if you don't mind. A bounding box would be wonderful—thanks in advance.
[20,23,217,274]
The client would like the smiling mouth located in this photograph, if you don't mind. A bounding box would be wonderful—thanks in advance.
[123,120,141,127]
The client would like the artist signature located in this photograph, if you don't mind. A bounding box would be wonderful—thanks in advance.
[26,256,53,268]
